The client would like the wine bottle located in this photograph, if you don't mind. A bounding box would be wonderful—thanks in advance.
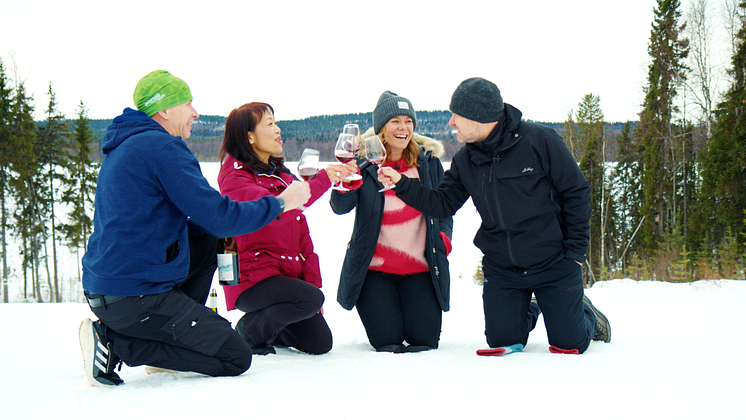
[217,237,240,286]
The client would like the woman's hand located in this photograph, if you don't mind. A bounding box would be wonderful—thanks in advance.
[325,161,358,184]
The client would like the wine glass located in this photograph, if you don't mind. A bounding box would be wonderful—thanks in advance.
[340,124,363,182]
[296,148,319,211]
[343,123,360,137]
[364,135,395,192]
[332,133,356,191]
[297,148,319,181]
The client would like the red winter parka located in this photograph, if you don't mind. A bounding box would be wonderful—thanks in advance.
[217,155,331,311]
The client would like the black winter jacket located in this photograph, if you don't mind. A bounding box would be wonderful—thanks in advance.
[394,104,590,275]
[330,133,453,311]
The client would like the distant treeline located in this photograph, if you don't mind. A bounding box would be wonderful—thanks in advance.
[86,111,632,162]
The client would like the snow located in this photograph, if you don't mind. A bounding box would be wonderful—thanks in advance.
[2,162,744,419]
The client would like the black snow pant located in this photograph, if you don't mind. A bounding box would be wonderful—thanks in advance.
[355,270,442,351]
[483,256,596,353]
[234,275,332,355]
[87,234,253,376]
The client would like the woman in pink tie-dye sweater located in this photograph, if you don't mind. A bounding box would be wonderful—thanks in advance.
[331,91,453,353]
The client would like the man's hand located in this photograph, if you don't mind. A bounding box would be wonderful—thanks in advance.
[278,181,311,212]
[377,166,401,187]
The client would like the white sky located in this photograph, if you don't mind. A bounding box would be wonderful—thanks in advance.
[0,0,712,123]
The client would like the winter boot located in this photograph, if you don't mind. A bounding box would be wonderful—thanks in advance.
[375,344,405,353]
[583,295,611,343]
[235,316,276,355]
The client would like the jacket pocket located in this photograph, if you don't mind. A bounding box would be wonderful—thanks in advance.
[158,299,226,356]
[165,240,180,263]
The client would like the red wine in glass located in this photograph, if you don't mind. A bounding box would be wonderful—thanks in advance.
[296,148,320,210]
[335,150,355,164]
[298,167,318,181]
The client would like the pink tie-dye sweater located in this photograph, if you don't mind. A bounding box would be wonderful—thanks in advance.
[369,163,428,275]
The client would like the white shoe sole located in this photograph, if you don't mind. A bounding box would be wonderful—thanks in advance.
[144,366,177,375]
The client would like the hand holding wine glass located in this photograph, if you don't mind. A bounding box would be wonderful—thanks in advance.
[332,133,357,191]
[364,135,395,192]
[277,181,311,212]
[377,166,402,186]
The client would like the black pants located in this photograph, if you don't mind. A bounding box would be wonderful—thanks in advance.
[483,257,595,353]
[88,234,252,376]
[355,270,442,350]
[234,276,332,355]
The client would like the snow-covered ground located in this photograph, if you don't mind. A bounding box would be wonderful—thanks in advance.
[1,162,744,419]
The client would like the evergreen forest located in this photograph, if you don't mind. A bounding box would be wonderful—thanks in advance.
[1,0,745,302]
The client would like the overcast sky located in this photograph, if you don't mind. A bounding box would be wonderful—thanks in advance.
[0,0,728,124]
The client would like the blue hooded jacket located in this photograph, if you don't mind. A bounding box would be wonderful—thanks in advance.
[82,108,281,296]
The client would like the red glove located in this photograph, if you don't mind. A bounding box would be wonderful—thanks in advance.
[439,231,452,256]
[549,345,580,355]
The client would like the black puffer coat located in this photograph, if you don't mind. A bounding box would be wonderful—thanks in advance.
[330,132,453,311]
[395,104,590,275]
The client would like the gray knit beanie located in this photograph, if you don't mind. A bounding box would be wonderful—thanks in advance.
[373,91,417,133]
[449,77,504,123]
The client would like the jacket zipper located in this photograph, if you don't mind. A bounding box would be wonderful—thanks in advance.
[488,153,518,267]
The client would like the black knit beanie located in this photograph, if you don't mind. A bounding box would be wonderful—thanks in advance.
[373,91,417,133]
[449,77,504,123]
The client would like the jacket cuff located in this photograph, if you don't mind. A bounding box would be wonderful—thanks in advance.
[395,175,410,188]
[565,250,586,263]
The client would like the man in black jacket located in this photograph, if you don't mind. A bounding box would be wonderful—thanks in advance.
[379,77,610,355]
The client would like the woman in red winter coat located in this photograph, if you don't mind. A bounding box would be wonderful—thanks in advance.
[217,102,355,355]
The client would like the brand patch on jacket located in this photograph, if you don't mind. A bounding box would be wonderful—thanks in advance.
[522,167,534,173]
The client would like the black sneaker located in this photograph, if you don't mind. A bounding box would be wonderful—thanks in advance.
[375,344,405,353]
[583,295,611,343]
[235,316,276,355]
[404,345,436,353]
[79,319,124,387]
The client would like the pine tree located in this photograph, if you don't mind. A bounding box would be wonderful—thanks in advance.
[0,59,12,303]
[576,94,608,285]
[35,83,71,301]
[637,0,690,260]
[8,79,43,301]
[562,110,581,160]
[60,101,98,282]
[691,0,746,268]
[612,122,645,277]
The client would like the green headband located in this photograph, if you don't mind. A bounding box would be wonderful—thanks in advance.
[133,70,193,117]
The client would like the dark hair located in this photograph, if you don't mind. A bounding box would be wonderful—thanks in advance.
[219,102,285,174]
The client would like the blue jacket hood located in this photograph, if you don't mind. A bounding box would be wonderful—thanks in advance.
[102,108,168,154]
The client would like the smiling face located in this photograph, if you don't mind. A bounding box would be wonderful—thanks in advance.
[249,109,283,163]
[159,100,199,139]
[381,115,414,160]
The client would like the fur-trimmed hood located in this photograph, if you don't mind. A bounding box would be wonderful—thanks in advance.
[358,127,445,159]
